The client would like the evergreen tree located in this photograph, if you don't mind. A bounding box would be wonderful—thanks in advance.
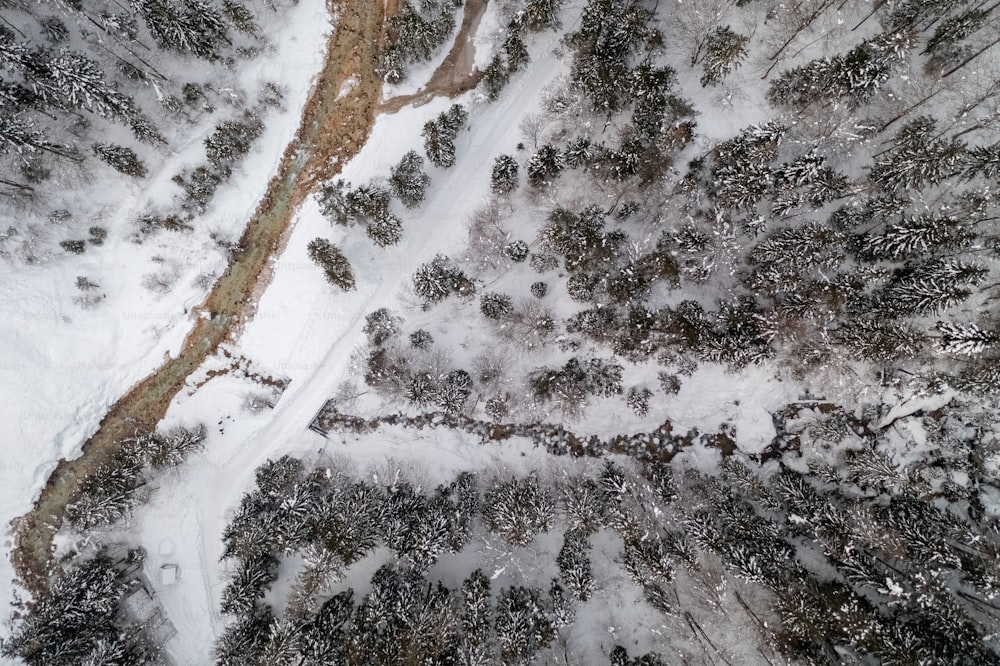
[213,604,275,666]
[870,116,966,190]
[836,319,924,362]
[503,240,529,263]
[135,0,230,61]
[483,475,555,546]
[204,113,264,172]
[318,179,350,225]
[366,209,403,247]
[93,143,147,178]
[480,292,514,319]
[699,25,749,87]
[523,0,564,31]
[2,553,143,666]
[491,154,519,194]
[307,238,355,290]
[495,586,554,665]
[922,8,988,66]
[423,104,468,168]
[220,552,279,616]
[935,320,996,356]
[299,591,355,666]
[882,260,987,315]
[389,150,430,208]
[412,254,474,304]
[526,144,564,186]
[557,530,595,600]
[459,569,493,665]
[861,214,973,260]
[33,49,134,117]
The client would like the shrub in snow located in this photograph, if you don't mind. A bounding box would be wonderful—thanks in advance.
[529,253,559,272]
[657,372,682,395]
[60,239,86,253]
[530,281,548,298]
[485,396,509,421]
[409,328,434,349]
[626,385,653,416]
[503,239,529,262]
[364,308,402,346]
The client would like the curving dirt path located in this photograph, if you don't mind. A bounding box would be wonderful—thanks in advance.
[10,0,388,596]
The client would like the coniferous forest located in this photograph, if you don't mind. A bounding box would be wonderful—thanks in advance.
[3,0,1000,664]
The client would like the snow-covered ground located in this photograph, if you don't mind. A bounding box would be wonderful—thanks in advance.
[0,0,333,651]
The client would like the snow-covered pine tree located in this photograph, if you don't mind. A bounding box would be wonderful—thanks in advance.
[412,254,473,304]
[526,144,564,186]
[491,154,519,195]
[557,530,595,600]
[220,552,279,616]
[389,150,430,208]
[881,259,987,315]
[459,569,493,665]
[861,214,973,260]
[134,0,230,61]
[699,25,749,87]
[935,320,996,355]
[307,238,355,290]
[480,292,514,320]
[213,604,275,666]
[204,113,264,172]
[32,49,134,118]
[922,8,989,67]
[423,104,467,168]
[297,590,354,666]
[483,475,555,546]
[870,116,966,191]
[318,179,350,225]
[495,586,554,666]
[523,0,564,31]
[835,318,924,362]
[366,209,403,247]
[93,143,147,178]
